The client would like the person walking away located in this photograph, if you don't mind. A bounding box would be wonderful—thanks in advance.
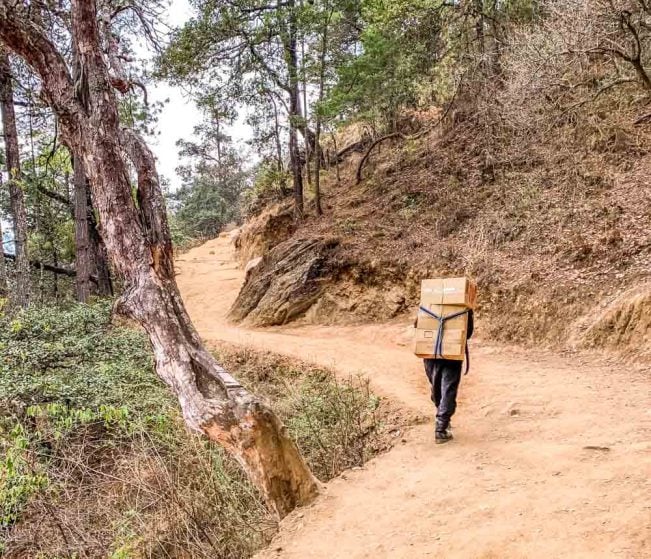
[423,310,474,444]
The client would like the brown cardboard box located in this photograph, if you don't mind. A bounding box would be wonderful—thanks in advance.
[420,277,477,308]
[414,277,476,360]
[414,327,466,360]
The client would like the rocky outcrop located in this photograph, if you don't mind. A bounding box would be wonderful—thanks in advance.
[244,256,263,278]
[235,203,296,265]
[229,237,340,326]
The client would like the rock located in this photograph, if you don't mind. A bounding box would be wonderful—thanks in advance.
[244,256,263,278]
[234,202,295,263]
[228,228,241,244]
[229,237,340,326]
[385,287,407,317]
[576,283,651,354]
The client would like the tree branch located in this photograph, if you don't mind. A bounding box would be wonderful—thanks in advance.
[37,185,72,208]
[3,252,79,278]
[356,74,464,183]
[0,2,80,121]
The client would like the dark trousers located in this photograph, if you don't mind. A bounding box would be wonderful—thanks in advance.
[424,358,462,430]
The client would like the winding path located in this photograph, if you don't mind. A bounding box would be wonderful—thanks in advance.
[176,234,651,559]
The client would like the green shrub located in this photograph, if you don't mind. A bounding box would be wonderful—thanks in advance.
[213,345,386,482]
[0,303,391,558]
[0,301,168,415]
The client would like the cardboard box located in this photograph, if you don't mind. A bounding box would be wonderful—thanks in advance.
[414,277,476,360]
[420,277,477,309]
[414,327,466,360]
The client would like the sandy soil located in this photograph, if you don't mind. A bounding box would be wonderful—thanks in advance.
[176,234,651,559]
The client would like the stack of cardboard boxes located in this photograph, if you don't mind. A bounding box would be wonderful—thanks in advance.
[413,277,477,360]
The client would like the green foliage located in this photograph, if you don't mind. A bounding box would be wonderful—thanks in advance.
[242,163,291,215]
[0,302,171,536]
[0,424,48,530]
[0,302,266,556]
[214,345,388,482]
[171,160,247,239]
[0,301,168,414]
[282,373,381,480]
[170,116,251,240]
[0,304,389,557]
[324,0,446,125]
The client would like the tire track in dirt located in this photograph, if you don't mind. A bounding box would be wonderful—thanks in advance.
[176,234,651,559]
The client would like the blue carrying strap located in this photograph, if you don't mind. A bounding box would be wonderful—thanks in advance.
[418,305,471,374]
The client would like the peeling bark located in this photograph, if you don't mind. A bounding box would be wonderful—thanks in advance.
[0,0,318,517]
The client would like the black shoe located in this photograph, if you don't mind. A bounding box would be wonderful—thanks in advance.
[435,429,453,444]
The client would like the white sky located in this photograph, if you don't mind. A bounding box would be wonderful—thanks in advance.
[144,0,198,191]
[145,0,252,191]
[147,81,201,191]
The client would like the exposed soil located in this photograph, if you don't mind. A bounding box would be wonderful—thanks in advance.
[233,121,651,357]
[176,234,651,559]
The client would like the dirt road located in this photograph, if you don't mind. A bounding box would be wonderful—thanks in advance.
[177,235,651,559]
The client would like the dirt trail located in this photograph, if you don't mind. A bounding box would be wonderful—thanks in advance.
[177,235,651,559]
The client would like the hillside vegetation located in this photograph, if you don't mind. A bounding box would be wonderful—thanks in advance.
[0,303,394,557]
[225,1,651,360]
[233,112,651,357]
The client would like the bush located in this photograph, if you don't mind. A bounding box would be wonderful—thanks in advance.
[214,345,386,481]
[0,303,392,558]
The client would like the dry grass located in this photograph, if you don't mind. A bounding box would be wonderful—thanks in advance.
[2,334,402,559]
[247,4,651,354]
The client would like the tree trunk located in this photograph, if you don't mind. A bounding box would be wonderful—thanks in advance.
[0,176,7,294]
[313,5,332,217]
[300,32,311,188]
[88,193,113,297]
[73,155,92,302]
[268,93,288,196]
[0,46,30,307]
[330,131,341,184]
[284,0,304,218]
[0,0,318,518]
[72,156,112,299]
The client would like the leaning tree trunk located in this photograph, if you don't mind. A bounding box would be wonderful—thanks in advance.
[0,0,318,518]
[0,46,30,307]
